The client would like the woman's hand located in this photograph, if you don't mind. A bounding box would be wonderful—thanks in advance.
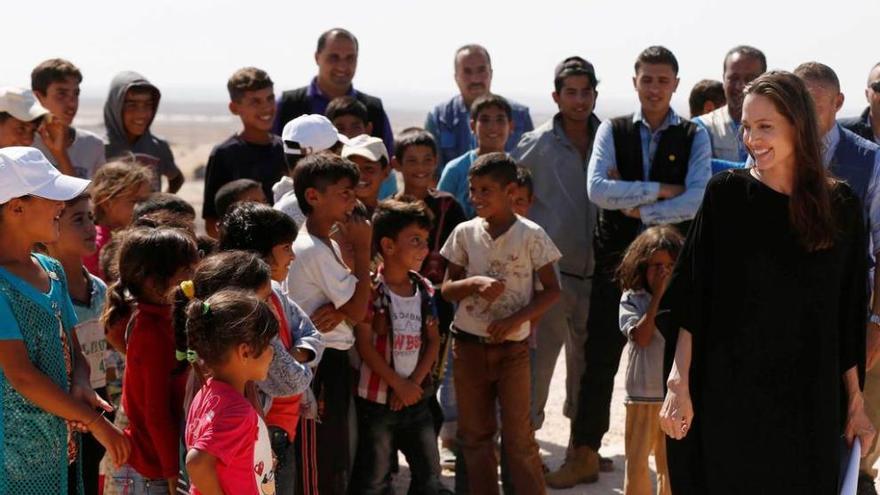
[90,417,131,467]
[659,381,694,440]
[845,393,876,456]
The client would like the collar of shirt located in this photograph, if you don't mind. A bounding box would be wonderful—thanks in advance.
[306,77,356,103]
[822,124,842,165]
[633,107,680,133]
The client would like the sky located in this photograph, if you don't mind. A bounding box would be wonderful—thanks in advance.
[3,0,877,117]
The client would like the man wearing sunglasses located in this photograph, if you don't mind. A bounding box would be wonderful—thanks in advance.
[841,62,880,145]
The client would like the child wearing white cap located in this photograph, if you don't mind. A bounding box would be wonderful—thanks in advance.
[0,147,130,494]
[342,134,391,216]
[0,87,49,149]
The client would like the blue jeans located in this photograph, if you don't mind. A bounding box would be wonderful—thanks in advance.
[352,397,443,495]
[105,464,169,495]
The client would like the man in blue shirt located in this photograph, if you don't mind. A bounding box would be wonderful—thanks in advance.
[546,46,711,489]
[694,46,766,162]
[796,61,880,495]
[273,28,396,197]
[425,44,533,175]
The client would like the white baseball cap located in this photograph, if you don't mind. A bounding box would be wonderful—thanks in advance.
[0,87,49,122]
[281,114,349,155]
[341,134,389,164]
[0,147,90,205]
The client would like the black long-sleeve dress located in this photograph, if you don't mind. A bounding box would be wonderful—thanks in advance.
[657,168,867,494]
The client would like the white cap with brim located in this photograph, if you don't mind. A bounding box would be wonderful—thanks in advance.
[281,114,350,155]
[0,87,49,122]
[341,134,389,164]
[0,147,91,205]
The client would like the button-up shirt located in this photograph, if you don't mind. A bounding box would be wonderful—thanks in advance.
[426,94,533,174]
[586,109,712,225]
[512,114,598,278]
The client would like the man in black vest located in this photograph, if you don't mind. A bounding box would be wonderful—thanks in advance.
[840,62,880,146]
[273,28,394,157]
[545,46,711,488]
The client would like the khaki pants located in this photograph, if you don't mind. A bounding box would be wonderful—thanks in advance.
[454,339,546,495]
[624,403,671,495]
[861,363,880,478]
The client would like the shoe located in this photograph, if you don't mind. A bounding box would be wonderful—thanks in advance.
[544,446,600,488]
[858,473,879,495]
[599,455,614,472]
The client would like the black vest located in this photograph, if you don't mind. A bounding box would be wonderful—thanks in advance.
[593,115,698,274]
[276,87,389,144]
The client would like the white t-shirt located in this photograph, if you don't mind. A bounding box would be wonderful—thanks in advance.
[274,190,306,229]
[286,224,358,350]
[33,128,106,179]
[388,287,423,379]
[253,416,275,493]
[272,176,294,203]
[440,216,561,341]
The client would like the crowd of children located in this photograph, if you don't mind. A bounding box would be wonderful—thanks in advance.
[0,49,783,495]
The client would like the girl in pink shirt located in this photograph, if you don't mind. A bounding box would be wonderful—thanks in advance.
[184,290,279,495]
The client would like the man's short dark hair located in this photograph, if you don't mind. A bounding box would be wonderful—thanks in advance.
[317,28,359,53]
[326,96,369,125]
[723,45,768,73]
[218,202,297,259]
[31,58,83,95]
[634,46,679,75]
[554,56,598,92]
[372,198,434,255]
[793,62,841,92]
[454,44,492,69]
[292,152,360,215]
[133,192,196,221]
[470,94,512,121]
[215,179,263,219]
[688,79,726,117]
[468,152,517,185]
[227,67,274,102]
[514,166,534,197]
[394,128,438,160]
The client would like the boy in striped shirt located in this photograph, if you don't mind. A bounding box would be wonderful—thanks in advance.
[352,199,444,494]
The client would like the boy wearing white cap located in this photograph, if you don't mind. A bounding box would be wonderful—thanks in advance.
[0,147,130,494]
[342,134,391,215]
[0,88,48,148]
[273,114,349,226]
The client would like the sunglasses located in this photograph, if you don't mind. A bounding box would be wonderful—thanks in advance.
[870,81,880,92]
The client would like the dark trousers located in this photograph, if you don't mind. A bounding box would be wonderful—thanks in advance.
[571,271,626,449]
[313,348,353,494]
[269,426,297,495]
[352,398,443,495]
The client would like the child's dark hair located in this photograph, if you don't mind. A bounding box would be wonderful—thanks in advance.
[468,152,518,185]
[689,79,725,118]
[215,179,263,219]
[372,198,434,255]
[101,227,199,330]
[394,128,438,161]
[133,192,196,221]
[326,96,369,125]
[219,202,297,258]
[615,225,685,292]
[635,45,679,75]
[514,166,534,197]
[99,233,124,284]
[292,152,360,216]
[31,58,83,94]
[470,94,512,122]
[185,290,278,368]
[173,251,272,370]
[227,67,273,103]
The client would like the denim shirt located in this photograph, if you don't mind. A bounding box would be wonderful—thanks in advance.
[586,108,712,226]
[425,94,534,174]
[437,150,478,218]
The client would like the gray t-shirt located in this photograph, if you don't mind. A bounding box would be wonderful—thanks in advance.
[33,128,106,179]
[620,289,666,403]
